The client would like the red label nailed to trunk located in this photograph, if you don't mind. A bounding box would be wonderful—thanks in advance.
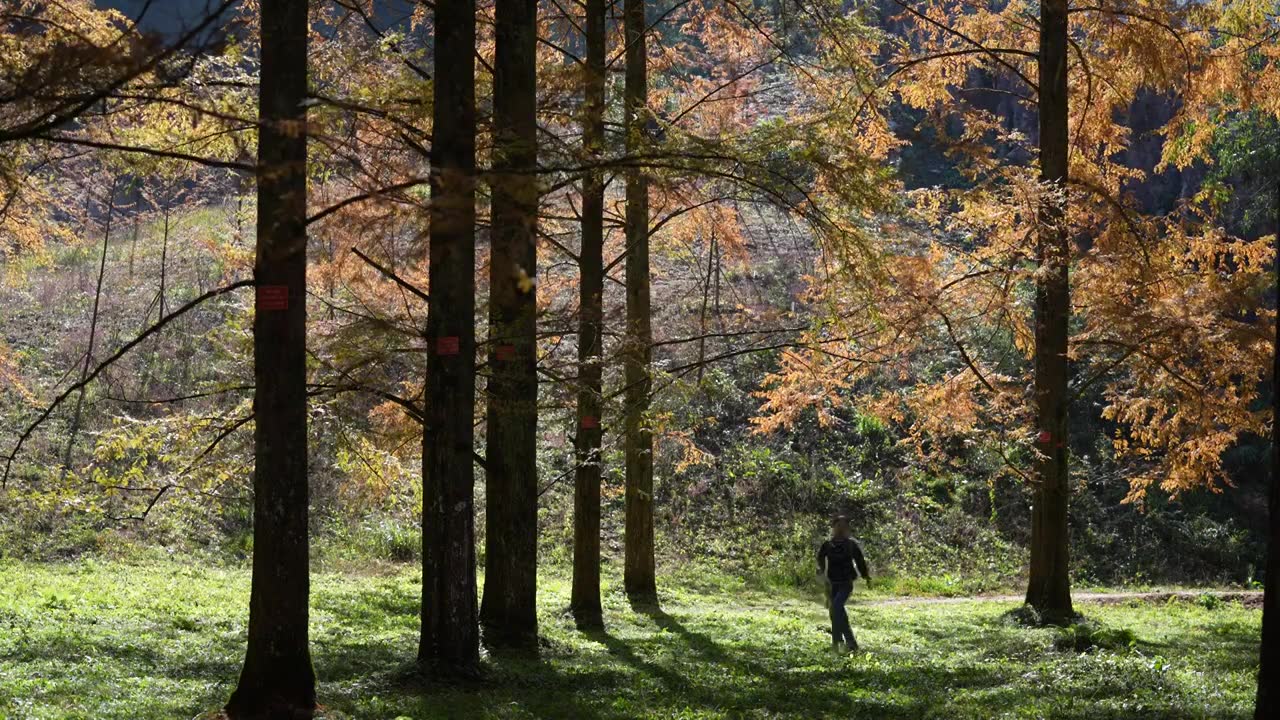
[580,416,599,430]
[436,336,460,356]
[257,285,289,311]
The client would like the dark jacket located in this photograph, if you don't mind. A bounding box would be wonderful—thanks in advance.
[818,537,869,583]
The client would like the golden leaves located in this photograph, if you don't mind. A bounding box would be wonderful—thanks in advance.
[1083,220,1274,500]
[751,343,855,435]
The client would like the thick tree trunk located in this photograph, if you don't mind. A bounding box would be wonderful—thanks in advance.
[571,0,607,630]
[480,0,540,650]
[623,0,656,602]
[419,0,480,674]
[225,0,316,716]
[1025,0,1074,624]
[1256,180,1280,720]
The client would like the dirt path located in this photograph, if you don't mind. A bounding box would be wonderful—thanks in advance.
[863,590,1263,608]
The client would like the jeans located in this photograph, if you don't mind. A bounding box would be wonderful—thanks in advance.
[829,580,857,647]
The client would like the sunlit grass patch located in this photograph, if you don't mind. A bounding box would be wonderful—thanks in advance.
[0,559,1261,719]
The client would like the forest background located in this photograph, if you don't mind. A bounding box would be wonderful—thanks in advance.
[1,0,1272,596]
[4,0,1280,717]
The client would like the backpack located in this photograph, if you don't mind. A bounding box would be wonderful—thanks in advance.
[825,538,860,581]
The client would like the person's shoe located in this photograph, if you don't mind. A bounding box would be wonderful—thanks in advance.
[844,641,859,654]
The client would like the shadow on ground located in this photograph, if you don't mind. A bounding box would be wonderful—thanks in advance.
[1,565,1259,720]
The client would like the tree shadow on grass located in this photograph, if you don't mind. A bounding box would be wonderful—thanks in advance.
[312,584,419,628]
[632,601,734,664]
[642,597,1254,719]
[347,651,609,720]
[8,630,168,666]
[612,599,1012,718]
[581,626,694,695]
[1147,616,1261,673]
[71,590,1251,720]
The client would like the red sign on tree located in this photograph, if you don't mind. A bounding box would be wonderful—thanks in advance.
[257,285,289,311]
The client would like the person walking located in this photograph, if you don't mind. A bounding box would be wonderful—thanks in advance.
[817,515,870,653]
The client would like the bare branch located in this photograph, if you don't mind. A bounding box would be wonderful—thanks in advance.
[2,280,254,487]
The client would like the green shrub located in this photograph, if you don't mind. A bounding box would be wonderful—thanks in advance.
[317,518,421,564]
[1053,621,1136,653]
[1196,592,1223,610]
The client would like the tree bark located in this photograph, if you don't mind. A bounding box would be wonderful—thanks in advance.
[419,0,480,674]
[571,0,607,630]
[225,0,316,716]
[1025,0,1074,624]
[480,0,540,650]
[622,0,656,602]
[1256,178,1280,720]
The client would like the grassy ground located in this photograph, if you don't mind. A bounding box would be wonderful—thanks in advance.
[0,558,1261,719]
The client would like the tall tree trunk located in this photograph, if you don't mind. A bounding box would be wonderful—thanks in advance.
[159,203,170,319]
[481,0,540,650]
[1256,179,1280,720]
[60,178,115,485]
[225,0,316,716]
[128,207,136,278]
[623,0,656,602]
[419,0,480,674]
[1025,0,1074,624]
[696,229,715,384]
[571,0,607,630]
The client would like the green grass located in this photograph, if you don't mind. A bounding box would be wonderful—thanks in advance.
[0,558,1261,719]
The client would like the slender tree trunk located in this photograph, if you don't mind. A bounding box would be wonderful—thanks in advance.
[1025,0,1074,624]
[713,232,720,319]
[481,0,540,650]
[236,191,245,246]
[1256,179,1280,720]
[158,204,169,319]
[696,229,715,384]
[128,210,138,278]
[622,0,656,602]
[225,0,315,716]
[60,179,116,485]
[571,0,607,629]
[326,236,336,320]
[419,0,480,674]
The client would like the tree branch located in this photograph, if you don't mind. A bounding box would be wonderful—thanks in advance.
[2,280,254,486]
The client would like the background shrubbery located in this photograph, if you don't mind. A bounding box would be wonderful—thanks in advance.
[0,204,1266,593]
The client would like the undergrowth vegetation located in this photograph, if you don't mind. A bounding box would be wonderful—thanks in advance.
[0,202,1265,598]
